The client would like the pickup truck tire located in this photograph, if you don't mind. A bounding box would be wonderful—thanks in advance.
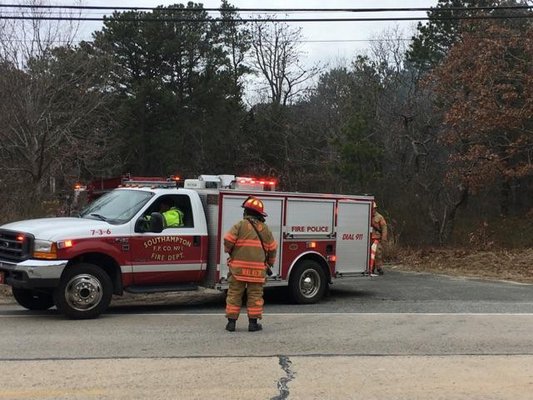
[289,260,327,304]
[12,287,54,310]
[54,263,113,319]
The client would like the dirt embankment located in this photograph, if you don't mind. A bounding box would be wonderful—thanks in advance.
[394,248,533,283]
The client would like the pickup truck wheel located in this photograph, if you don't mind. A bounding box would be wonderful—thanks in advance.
[12,287,54,310]
[289,260,327,304]
[54,263,112,319]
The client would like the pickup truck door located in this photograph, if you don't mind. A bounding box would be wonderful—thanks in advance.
[128,194,207,285]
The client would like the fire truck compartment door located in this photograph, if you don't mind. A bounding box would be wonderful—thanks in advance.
[335,200,371,274]
[285,199,335,236]
[219,195,283,278]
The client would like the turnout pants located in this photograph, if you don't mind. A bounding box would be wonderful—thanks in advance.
[225,275,264,319]
[369,239,383,273]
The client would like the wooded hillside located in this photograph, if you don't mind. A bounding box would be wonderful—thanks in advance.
[0,1,531,247]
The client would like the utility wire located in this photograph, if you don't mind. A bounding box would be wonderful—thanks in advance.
[1,4,531,22]
[5,33,527,44]
[0,4,531,12]
[1,15,532,22]
[0,38,412,44]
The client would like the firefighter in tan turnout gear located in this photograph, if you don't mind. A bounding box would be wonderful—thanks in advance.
[224,196,278,332]
[370,201,388,276]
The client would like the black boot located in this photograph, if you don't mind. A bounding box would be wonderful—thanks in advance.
[225,318,236,332]
[248,318,262,332]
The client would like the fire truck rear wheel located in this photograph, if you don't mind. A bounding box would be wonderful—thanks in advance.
[54,263,113,319]
[289,260,327,304]
[12,287,54,310]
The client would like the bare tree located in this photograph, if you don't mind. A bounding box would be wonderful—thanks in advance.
[0,0,81,68]
[250,19,319,107]
[369,26,409,80]
[0,2,117,219]
[365,27,469,244]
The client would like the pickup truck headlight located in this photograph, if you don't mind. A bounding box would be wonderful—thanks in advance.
[33,240,58,260]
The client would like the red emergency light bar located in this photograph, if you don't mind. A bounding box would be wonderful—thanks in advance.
[125,176,171,182]
[235,176,277,192]
[121,174,183,188]
[237,177,277,185]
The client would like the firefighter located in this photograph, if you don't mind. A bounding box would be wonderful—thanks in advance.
[158,200,184,228]
[370,201,388,276]
[223,196,277,332]
[143,199,184,229]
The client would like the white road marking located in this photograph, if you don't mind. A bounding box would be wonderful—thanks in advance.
[3,312,533,318]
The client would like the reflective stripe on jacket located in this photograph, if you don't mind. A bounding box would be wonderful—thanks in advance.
[224,216,277,283]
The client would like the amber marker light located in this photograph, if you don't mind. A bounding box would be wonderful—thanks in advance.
[57,240,74,249]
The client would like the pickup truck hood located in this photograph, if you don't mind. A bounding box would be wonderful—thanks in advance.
[1,217,119,241]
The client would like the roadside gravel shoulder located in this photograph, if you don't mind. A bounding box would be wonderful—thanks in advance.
[0,287,12,304]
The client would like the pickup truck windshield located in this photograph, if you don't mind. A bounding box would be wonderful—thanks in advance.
[79,190,154,224]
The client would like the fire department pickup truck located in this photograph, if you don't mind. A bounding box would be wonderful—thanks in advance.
[0,174,374,319]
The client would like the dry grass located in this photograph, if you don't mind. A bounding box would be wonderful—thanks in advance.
[0,285,12,303]
[394,248,533,283]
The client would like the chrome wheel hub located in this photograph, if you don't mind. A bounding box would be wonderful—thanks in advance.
[299,269,320,298]
[64,274,103,311]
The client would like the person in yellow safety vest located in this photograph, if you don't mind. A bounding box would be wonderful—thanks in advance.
[158,200,184,228]
[370,201,388,276]
[223,196,277,332]
[143,200,184,229]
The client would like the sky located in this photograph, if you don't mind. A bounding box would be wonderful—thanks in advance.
[65,0,439,67]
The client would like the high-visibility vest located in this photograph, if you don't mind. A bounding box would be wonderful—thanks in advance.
[163,207,184,228]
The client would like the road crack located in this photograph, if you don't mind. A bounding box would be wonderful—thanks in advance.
[271,355,296,400]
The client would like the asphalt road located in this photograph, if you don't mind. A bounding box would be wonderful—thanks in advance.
[1,268,532,399]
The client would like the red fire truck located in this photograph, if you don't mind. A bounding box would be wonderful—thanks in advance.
[0,174,374,319]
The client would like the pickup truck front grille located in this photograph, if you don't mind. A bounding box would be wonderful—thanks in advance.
[0,230,33,262]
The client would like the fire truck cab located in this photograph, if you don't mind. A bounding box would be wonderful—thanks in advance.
[0,174,374,319]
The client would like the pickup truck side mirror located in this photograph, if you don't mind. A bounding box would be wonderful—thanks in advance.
[149,212,164,233]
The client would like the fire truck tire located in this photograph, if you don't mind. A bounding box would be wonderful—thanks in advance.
[289,260,327,304]
[12,287,54,310]
[53,263,113,319]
